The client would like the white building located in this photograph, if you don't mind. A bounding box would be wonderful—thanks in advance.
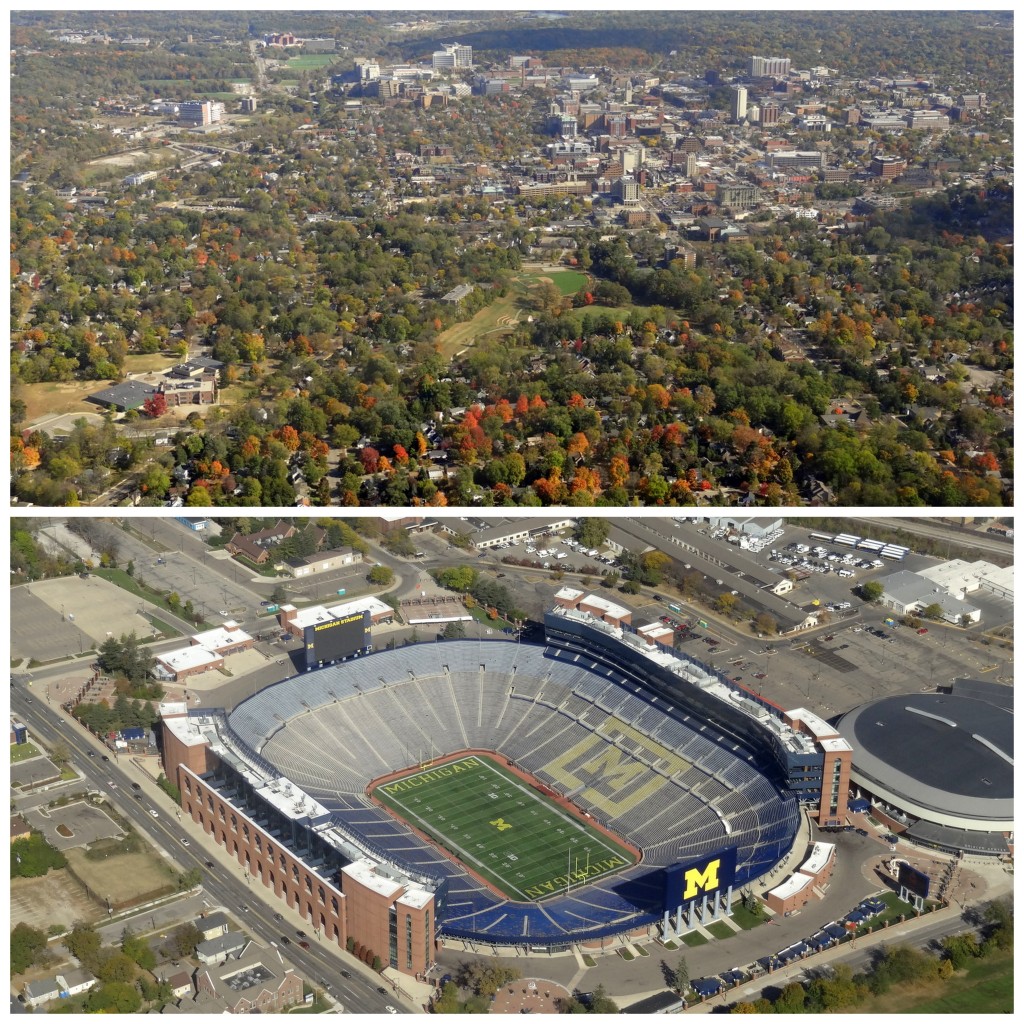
[432,42,473,70]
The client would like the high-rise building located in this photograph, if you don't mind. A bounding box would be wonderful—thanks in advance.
[750,55,791,78]
[685,152,698,178]
[615,175,641,203]
[760,102,781,126]
[178,100,212,127]
[731,85,748,123]
[432,42,473,71]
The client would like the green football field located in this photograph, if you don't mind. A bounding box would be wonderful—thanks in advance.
[370,754,638,901]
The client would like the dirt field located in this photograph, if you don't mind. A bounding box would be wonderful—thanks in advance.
[20,381,101,428]
[87,149,154,168]
[10,869,102,930]
[11,576,156,661]
[65,846,180,905]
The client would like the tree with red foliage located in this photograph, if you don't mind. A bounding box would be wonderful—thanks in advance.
[360,446,380,474]
[141,393,167,418]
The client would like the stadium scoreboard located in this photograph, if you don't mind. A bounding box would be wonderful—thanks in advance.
[304,610,371,668]
[897,862,931,900]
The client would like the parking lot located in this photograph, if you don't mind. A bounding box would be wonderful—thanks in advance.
[26,800,124,851]
[11,576,157,663]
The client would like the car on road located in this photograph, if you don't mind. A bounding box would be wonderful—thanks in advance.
[102,755,110,762]
[884,834,898,844]
[25,696,32,703]
[856,828,869,837]
[58,717,66,724]
[754,672,767,679]
[340,971,350,979]
[241,905,250,914]
[260,600,271,606]
[180,837,190,846]
[296,930,307,939]
[149,809,159,818]
[131,782,142,790]
[917,627,929,635]
[134,793,143,801]
[86,749,95,756]
[299,940,311,949]
[279,935,291,945]
[385,1007,397,1015]
[273,912,283,921]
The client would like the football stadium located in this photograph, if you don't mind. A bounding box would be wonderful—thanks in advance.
[162,591,878,977]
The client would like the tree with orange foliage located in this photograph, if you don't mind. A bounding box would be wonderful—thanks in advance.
[277,425,300,452]
[608,455,630,488]
[393,444,409,465]
[566,432,590,458]
[514,394,530,417]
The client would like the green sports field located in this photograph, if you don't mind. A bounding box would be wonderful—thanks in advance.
[370,754,638,902]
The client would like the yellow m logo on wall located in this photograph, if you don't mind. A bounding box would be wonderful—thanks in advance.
[682,857,721,900]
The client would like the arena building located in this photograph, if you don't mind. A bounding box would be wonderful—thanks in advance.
[836,679,1013,856]
[159,600,861,976]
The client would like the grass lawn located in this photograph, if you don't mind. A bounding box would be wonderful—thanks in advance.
[434,268,590,360]
[90,567,189,622]
[466,604,516,632]
[548,269,589,295]
[682,931,709,947]
[562,302,665,326]
[582,954,597,967]
[706,920,736,940]
[66,846,178,904]
[371,753,637,902]
[11,741,42,763]
[286,54,340,68]
[144,615,182,639]
[122,354,179,374]
[729,903,765,930]
[854,890,929,934]
[619,948,635,960]
[848,949,1013,1014]
[20,381,100,426]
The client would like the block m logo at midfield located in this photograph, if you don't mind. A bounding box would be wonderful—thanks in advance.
[664,847,738,910]
[545,717,691,818]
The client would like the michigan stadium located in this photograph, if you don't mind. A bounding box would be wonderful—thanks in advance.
[161,595,864,965]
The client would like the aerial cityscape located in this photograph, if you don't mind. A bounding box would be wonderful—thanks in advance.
[9,10,1013,508]
[9,512,1014,1012]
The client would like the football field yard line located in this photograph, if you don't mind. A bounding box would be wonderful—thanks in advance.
[476,756,628,866]
[373,754,637,901]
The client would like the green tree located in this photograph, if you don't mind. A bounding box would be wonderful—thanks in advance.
[170,922,202,958]
[921,602,944,620]
[11,922,48,975]
[97,951,137,984]
[86,981,142,1013]
[121,927,156,971]
[671,956,689,995]
[64,923,102,970]
[575,518,609,549]
[11,833,67,878]
[442,620,466,639]
[860,580,885,602]
[367,564,395,586]
[940,932,981,969]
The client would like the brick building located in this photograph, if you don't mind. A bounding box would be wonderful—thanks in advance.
[160,703,437,979]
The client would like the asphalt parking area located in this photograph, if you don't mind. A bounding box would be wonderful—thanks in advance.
[795,643,859,674]
[26,800,124,850]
